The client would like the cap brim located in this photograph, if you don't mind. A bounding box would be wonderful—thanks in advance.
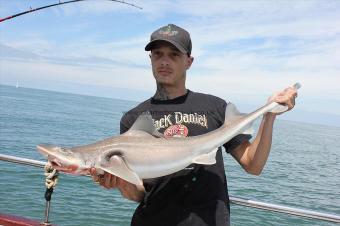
[145,39,187,54]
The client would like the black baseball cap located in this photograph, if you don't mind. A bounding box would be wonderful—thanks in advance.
[145,24,192,55]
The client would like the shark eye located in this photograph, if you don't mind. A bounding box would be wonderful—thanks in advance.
[59,147,73,155]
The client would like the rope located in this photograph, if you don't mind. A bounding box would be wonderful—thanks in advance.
[43,162,59,225]
[44,162,59,189]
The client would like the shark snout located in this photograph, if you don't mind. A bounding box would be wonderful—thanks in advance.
[37,144,64,166]
[37,144,59,156]
[37,144,81,173]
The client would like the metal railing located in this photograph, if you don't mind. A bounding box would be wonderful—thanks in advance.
[1,153,340,223]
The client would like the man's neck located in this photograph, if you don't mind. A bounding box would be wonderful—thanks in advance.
[153,83,187,100]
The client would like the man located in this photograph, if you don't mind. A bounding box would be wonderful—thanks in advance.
[91,24,297,226]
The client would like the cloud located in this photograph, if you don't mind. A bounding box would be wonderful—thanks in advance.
[0,57,154,90]
[1,0,339,116]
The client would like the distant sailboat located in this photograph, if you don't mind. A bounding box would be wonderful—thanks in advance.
[16,81,19,88]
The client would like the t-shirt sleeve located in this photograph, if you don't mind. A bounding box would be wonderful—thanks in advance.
[120,113,132,134]
[223,134,252,153]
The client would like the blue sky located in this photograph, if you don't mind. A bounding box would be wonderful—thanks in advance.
[0,0,340,124]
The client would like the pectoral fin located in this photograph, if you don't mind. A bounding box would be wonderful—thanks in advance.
[99,155,143,186]
[192,148,218,165]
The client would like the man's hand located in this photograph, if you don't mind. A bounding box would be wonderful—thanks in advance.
[267,85,298,114]
[90,168,145,202]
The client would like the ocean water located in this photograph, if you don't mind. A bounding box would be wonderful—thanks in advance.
[0,84,339,226]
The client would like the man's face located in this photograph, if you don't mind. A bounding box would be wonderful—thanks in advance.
[150,42,193,87]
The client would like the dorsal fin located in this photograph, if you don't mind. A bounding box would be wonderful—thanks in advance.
[127,112,164,138]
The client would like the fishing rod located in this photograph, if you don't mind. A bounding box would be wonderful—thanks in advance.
[0,0,142,23]
[1,153,340,223]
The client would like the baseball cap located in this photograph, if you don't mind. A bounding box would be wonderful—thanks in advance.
[145,24,192,55]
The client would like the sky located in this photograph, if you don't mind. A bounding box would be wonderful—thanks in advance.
[0,0,340,126]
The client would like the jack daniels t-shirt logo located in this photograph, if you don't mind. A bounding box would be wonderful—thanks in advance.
[120,90,227,138]
[153,111,208,138]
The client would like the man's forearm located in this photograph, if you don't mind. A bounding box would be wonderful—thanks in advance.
[232,85,297,175]
[246,113,276,175]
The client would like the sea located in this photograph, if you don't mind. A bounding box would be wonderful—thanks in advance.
[0,84,339,226]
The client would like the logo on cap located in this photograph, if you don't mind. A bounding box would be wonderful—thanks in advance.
[159,25,178,37]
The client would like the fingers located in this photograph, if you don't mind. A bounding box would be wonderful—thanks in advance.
[89,168,145,201]
[90,168,100,183]
[283,87,297,110]
[90,168,119,189]
[90,172,145,201]
[102,173,117,189]
[270,86,298,114]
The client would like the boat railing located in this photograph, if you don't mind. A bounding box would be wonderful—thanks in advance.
[1,153,339,223]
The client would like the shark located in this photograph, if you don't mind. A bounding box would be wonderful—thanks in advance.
[37,83,300,187]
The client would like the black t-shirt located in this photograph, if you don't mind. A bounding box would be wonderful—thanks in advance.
[120,90,251,226]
